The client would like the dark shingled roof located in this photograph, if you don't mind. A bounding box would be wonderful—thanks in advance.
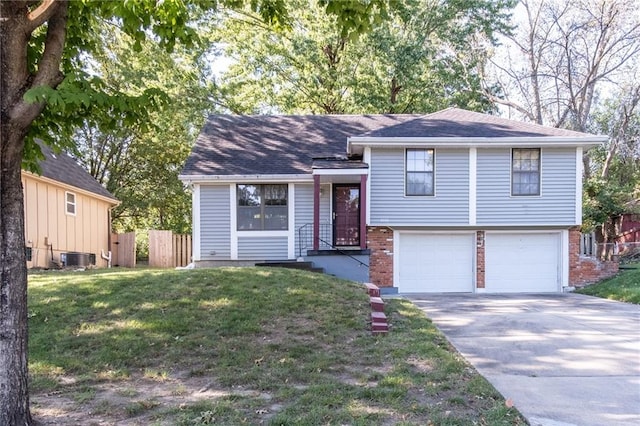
[182,108,597,177]
[36,143,118,202]
[361,108,593,138]
[181,114,420,176]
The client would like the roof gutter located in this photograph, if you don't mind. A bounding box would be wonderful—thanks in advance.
[178,173,313,184]
[347,136,607,154]
[22,171,120,206]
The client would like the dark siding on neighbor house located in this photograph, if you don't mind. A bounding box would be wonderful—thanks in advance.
[476,148,576,225]
[200,185,231,259]
[369,148,470,225]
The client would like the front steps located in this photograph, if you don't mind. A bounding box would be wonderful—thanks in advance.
[255,261,325,274]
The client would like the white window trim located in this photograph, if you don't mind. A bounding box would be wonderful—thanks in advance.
[511,148,542,197]
[575,147,583,225]
[404,148,436,197]
[288,184,295,259]
[65,191,76,216]
[230,184,238,260]
[469,147,477,225]
[192,184,201,261]
[363,147,372,225]
[236,183,289,231]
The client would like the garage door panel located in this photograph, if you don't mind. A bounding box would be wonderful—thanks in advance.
[398,233,474,293]
[485,233,560,293]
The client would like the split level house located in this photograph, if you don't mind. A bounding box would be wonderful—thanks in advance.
[22,143,119,268]
[179,108,616,293]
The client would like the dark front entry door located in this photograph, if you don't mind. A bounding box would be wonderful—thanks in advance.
[333,184,360,246]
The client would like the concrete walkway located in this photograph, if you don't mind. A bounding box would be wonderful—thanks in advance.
[403,293,640,426]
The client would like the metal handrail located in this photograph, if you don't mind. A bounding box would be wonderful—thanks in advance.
[297,223,369,268]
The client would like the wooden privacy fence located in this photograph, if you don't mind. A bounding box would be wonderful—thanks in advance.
[111,232,136,268]
[149,230,192,268]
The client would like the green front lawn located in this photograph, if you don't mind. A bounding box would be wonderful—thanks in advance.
[576,263,640,304]
[28,268,524,425]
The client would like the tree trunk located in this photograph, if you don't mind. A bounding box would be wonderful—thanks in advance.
[600,218,617,262]
[0,123,32,425]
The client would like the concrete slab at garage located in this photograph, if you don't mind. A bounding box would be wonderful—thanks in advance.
[404,293,640,426]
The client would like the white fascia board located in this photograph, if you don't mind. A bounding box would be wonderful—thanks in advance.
[348,136,607,153]
[178,174,312,184]
[369,222,578,228]
[23,172,121,206]
[312,168,369,176]
[192,184,201,261]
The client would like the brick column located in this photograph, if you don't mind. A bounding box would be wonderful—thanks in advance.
[569,226,619,286]
[367,226,393,288]
[568,226,581,285]
[476,231,485,289]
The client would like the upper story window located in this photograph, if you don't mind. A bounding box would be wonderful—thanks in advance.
[512,148,541,196]
[406,148,435,196]
[65,192,76,215]
[237,184,288,230]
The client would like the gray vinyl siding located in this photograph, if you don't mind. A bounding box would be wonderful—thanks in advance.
[477,148,576,224]
[238,236,288,260]
[294,184,313,257]
[370,148,469,225]
[200,185,231,259]
[294,183,332,256]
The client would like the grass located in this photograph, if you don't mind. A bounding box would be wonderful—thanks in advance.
[576,262,640,304]
[28,267,525,425]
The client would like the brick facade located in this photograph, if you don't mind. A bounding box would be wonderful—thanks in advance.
[476,231,485,289]
[367,226,394,287]
[568,227,619,287]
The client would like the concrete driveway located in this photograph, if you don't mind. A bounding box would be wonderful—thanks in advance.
[403,293,640,426]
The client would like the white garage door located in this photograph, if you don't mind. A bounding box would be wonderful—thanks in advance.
[398,233,474,293]
[485,233,560,293]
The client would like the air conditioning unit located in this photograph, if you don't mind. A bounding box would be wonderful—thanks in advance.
[63,252,95,267]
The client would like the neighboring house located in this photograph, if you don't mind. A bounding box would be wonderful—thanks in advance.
[617,214,640,245]
[180,108,616,293]
[22,143,119,268]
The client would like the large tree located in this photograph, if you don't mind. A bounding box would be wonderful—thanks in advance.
[71,24,216,236]
[583,83,640,258]
[479,0,640,255]
[215,0,513,114]
[0,1,390,423]
[480,0,640,131]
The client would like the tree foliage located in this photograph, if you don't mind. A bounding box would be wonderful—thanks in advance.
[583,84,640,255]
[481,0,640,130]
[1,1,390,423]
[479,0,640,254]
[71,25,217,235]
[215,0,514,114]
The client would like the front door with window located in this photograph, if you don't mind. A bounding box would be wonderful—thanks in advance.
[333,184,360,246]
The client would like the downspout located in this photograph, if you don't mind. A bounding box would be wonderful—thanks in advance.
[102,205,115,268]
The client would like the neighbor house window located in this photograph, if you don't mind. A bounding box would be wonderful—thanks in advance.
[65,192,76,215]
[237,184,288,230]
[512,148,541,196]
[406,149,435,196]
